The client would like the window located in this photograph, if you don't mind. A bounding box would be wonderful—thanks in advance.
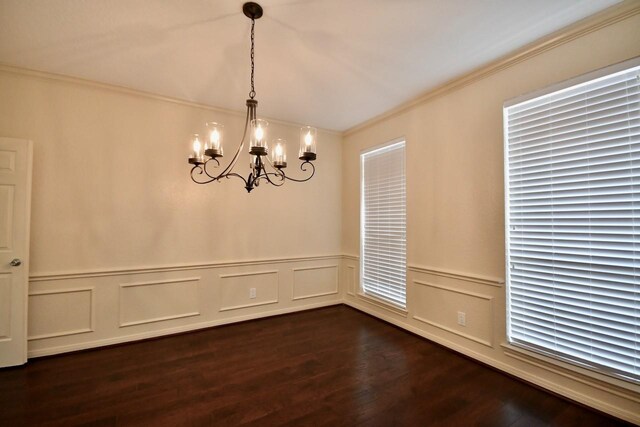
[504,59,640,382]
[361,140,406,307]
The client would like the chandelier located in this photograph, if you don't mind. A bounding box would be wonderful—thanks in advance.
[188,2,317,193]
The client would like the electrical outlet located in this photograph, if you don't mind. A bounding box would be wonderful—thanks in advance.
[249,288,256,299]
[457,311,466,327]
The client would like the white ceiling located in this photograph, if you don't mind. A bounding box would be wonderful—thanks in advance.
[0,0,621,131]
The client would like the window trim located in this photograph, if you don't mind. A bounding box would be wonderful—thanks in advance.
[360,137,407,308]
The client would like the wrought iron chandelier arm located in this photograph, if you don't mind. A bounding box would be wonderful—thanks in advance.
[211,105,251,180]
[257,170,285,186]
[259,156,285,185]
[282,161,316,182]
[251,156,283,187]
[201,157,222,179]
[223,172,250,186]
[190,165,219,184]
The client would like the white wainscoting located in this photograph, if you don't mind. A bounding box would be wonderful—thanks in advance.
[28,287,94,340]
[23,253,640,423]
[27,255,342,357]
[412,280,494,348]
[219,270,279,312]
[119,278,200,327]
[346,265,356,296]
[292,265,339,300]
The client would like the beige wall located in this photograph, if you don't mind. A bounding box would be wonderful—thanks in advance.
[0,68,343,356]
[0,71,342,273]
[341,11,640,424]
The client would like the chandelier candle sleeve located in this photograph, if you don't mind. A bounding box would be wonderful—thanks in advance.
[205,122,223,158]
[189,134,204,164]
[272,139,287,168]
[299,126,317,161]
[250,119,269,155]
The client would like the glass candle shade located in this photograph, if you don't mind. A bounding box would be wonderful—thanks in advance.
[299,126,317,161]
[205,122,223,158]
[271,139,287,168]
[250,119,269,155]
[188,134,205,164]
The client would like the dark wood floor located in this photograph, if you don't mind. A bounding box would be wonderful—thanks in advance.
[0,305,631,426]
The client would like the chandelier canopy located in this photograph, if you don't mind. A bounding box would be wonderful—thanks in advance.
[188,2,317,193]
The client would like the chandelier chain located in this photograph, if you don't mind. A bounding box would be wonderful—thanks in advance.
[249,18,256,99]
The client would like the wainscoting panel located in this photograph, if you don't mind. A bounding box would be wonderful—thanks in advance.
[412,280,494,348]
[119,278,200,327]
[28,288,94,340]
[219,270,279,312]
[346,265,356,296]
[292,265,338,300]
[27,256,342,357]
[0,274,11,339]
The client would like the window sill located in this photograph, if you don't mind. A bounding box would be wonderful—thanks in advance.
[357,292,408,317]
[501,343,640,400]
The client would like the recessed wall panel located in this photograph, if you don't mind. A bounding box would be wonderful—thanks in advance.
[292,265,338,300]
[413,280,494,347]
[28,288,93,340]
[219,271,278,311]
[120,278,200,327]
[347,265,356,296]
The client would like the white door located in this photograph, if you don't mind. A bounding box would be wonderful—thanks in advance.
[0,138,32,367]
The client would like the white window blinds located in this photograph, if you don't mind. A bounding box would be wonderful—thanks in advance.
[361,140,407,307]
[504,60,640,382]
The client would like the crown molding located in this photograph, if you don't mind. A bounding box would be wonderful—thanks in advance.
[344,1,640,137]
[1,2,637,139]
[0,63,342,136]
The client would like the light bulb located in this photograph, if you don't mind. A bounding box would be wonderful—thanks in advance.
[304,131,312,147]
[193,138,201,153]
[211,129,220,144]
[255,126,264,141]
[275,144,283,156]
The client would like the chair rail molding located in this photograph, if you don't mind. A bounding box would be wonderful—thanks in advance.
[29,254,342,282]
[408,264,504,288]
